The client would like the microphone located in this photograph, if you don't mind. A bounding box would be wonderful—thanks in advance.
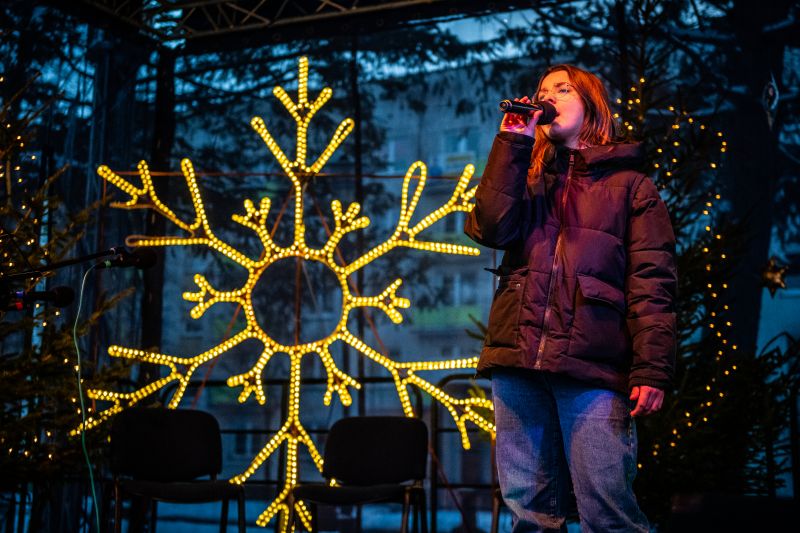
[0,245,128,281]
[499,100,557,125]
[96,248,158,270]
[5,286,75,310]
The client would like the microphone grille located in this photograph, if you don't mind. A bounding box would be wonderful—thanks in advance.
[536,101,557,125]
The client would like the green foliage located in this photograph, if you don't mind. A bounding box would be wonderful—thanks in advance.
[458,1,799,523]
[0,80,133,487]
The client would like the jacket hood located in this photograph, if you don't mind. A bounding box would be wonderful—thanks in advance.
[544,142,645,175]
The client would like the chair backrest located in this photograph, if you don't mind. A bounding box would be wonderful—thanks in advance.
[110,407,222,482]
[321,416,428,485]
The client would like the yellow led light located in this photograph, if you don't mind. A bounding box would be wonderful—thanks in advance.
[649,169,734,461]
[85,56,490,531]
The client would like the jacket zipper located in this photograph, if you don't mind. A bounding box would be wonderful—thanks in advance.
[535,152,575,369]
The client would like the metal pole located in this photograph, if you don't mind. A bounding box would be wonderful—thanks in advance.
[140,48,174,377]
[348,36,366,418]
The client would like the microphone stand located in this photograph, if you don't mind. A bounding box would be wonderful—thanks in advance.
[0,247,124,282]
[0,247,124,311]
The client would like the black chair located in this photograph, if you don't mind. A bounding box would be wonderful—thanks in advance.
[287,416,428,533]
[110,407,245,532]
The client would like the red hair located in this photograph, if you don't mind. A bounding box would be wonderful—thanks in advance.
[530,64,616,179]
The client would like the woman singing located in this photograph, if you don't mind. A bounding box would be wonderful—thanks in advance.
[465,64,677,532]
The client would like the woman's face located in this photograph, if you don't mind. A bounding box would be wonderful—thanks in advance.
[536,70,585,149]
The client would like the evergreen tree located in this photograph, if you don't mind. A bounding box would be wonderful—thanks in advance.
[465,0,799,523]
[558,0,800,522]
[0,76,132,532]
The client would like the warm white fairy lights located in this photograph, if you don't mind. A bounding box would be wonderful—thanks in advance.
[622,77,738,465]
[77,57,494,530]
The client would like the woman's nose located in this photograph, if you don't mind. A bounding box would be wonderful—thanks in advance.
[542,93,557,104]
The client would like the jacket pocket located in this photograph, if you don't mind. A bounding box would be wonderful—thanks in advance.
[484,267,528,348]
[567,273,628,363]
[576,274,625,314]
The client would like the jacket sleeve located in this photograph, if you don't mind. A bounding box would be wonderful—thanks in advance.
[463,132,534,249]
[625,175,678,390]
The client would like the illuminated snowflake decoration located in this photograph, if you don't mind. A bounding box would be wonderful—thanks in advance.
[73,57,495,530]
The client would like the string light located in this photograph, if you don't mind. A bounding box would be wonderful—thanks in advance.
[80,56,494,530]
[623,76,738,464]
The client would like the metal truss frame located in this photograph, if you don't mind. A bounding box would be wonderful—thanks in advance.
[56,0,534,53]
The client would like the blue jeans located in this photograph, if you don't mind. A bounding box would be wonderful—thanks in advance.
[492,368,649,533]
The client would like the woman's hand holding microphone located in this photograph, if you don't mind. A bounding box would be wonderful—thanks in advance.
[499,96,557,138]
[500,96,540,137]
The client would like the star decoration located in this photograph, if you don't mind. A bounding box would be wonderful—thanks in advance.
[762,256,789,297]
[71,56,495,531]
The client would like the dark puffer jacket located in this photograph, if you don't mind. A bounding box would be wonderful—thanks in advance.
[465,132,677,393]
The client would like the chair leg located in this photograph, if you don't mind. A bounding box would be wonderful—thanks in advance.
[419,490,428,533]
[401,489,411,533]
[237,491,246,533]
[220,498,230,533]
[285,493,296,532]
[150,499,158,533]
